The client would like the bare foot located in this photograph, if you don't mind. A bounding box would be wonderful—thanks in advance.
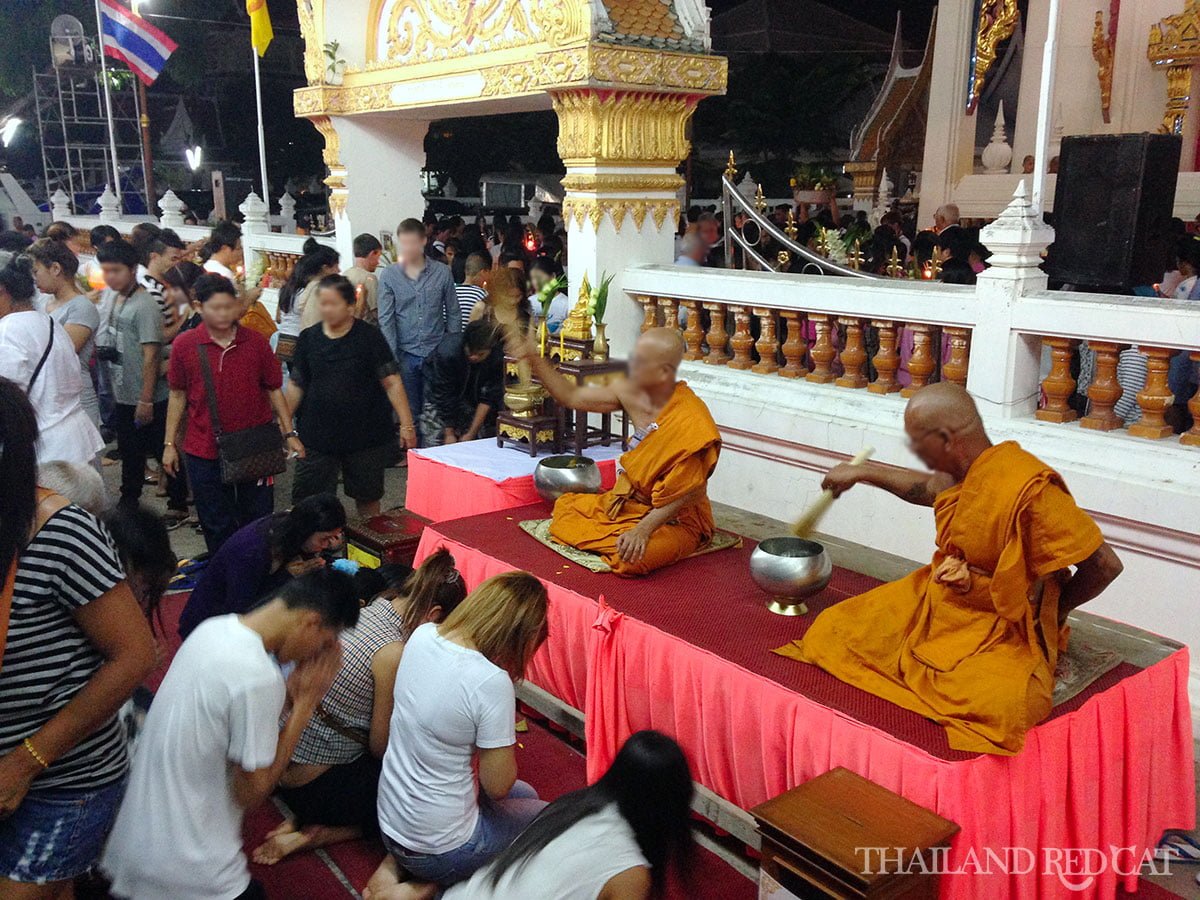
[370,883,437,900]
[264,819,297,841]
[252,829,311,865]
[364,856,401,900]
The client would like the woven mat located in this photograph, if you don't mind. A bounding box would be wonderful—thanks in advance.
[519,518,743,573]
[1052,638,1125,707]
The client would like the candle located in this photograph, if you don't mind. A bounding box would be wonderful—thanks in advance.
[540,321,546,358]
[559,326,564,358]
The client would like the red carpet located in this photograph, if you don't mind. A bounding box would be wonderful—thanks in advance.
[431,504,1145,762]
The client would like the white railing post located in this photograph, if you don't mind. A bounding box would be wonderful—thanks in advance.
[159,190,186,228]
[278,193,297,234]
[971,181,1055,418]
[97,185,121,224]
[50,189,72,221]
[239,192,269,234]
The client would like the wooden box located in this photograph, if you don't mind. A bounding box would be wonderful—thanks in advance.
[345,508,428,569]
[751,767,959,899]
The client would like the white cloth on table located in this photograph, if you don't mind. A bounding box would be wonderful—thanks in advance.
[411,437,623,484]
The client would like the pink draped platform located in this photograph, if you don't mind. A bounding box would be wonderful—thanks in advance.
[405,439,620,522]
[416,506,1194,900]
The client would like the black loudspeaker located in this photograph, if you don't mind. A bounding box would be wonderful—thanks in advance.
[1047,133,1181,289]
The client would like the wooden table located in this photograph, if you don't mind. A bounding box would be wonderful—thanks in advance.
[551,357,629,456]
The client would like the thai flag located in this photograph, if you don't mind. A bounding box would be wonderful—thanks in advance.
[97,0,177,86]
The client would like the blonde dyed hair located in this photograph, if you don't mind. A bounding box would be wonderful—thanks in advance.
[439,571,549,679]
[484,266,524,309]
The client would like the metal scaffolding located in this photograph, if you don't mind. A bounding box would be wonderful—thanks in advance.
[32,61,146,212]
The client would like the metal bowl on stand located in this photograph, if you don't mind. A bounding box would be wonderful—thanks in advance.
[749,537,832,616]
[534,455,603,503]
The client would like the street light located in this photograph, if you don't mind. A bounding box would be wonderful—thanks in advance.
[0,118,21,148]
[185,145,202,171]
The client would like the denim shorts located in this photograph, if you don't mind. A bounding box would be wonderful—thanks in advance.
[0,777,127,883]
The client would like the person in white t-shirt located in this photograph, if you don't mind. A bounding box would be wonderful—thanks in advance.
[442,731,695,900]
[0,257,104,466]
[102,569,360,900]
[201,221,243,283]
[369,572,550,898]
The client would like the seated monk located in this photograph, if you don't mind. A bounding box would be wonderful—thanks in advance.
[512,327,721,576]
[777,383,1123,755]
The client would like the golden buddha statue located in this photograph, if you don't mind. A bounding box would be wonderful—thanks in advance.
[559,271,594,341]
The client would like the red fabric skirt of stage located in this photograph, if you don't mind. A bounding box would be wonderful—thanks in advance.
[416,506,1194,900]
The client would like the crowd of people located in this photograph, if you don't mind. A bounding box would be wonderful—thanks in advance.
[0,211,699,900]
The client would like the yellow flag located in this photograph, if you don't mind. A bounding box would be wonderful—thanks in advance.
[247,0,273,56]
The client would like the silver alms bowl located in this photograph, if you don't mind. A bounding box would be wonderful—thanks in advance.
[750,537,832,616]
[533,455,603,503]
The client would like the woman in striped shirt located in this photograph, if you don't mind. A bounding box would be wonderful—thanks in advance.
[0,378,157,897]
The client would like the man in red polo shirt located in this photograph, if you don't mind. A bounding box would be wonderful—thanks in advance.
[163,273,303,553]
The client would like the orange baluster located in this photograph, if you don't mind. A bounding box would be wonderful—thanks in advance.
[869,320,901,394]
[638,295,658,333]
[942,326,971,387]
[1036,337,1079,423]
[658,297,679,331]
[752,308,779,375]
[835,317,868,388]
[806,314,836,384]
[1128,346,1176,439]
[901,324,936,397]
[1080,341,1125,431]
[1182,351,1200,446]
[703,302,729,365]
[779,310,809,378]
[728,305,755,370]
[680,300,704,361]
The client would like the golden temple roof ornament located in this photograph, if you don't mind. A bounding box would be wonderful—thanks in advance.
[1148,1,1200,136]
[967,0,1020,113]
[1092,5,1116,125]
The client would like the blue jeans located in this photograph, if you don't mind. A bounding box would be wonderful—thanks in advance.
[0,777,127,883]
[399,352,426,446]
[384,780,546,886]
[185,453,274,554]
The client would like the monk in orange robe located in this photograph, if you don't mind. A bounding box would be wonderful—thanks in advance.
[777,383,1123,755]
[516,328,721,576]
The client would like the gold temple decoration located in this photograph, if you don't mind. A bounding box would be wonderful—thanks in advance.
[886,246,904,278]
[1149,1,1200,136]
[784,208,798,241]
[560,272,594,340]
[562,197,679,233]
[1092,4,1117,125]
[724,150,737,180]
[551,89,699,165]
[848,239,864,271]
[777,250,792,268]
[754,183,767,212]
[968,0,1020,112]
[296,0,325,86]
[308,116,348,217]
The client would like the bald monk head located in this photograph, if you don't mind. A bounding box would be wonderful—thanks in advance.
[903,382,993,480]
[629,327,685,394]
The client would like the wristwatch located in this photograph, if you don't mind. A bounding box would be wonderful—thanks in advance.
[283,430,299,439]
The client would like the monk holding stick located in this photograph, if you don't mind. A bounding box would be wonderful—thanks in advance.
[776,382,1123,754]
[509,327,721,576]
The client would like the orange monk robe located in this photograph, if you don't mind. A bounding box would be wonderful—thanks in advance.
[551,382,721,577]
[777,442,1103,755]
[239,300,277,341]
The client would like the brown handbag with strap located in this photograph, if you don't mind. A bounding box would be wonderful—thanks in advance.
[196,342,287,485]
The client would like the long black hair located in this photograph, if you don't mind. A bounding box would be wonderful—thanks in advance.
[268,493,346,563]
[0,378,39,579]
[487,731,694,895]
[102,504,177,633]
[278,240,340,314]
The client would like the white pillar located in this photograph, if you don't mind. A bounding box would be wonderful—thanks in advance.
[916,0,979,228]
[970,181,1055,418]
[159,189,186,228]
[278,193,297,233]
[239,192,269,234]
[97,185,121,223]
[334,115,430,252]
[50,189,72,221]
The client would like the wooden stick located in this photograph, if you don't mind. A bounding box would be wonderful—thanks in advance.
[791,446,875,538]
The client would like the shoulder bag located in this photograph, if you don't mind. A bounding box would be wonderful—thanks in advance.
[196,342,287,485]
[25,317,54,395]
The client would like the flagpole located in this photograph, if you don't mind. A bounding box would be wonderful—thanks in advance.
[94,0,124,206]
[251,44,270,211]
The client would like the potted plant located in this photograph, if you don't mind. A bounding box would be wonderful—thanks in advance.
[790,165,837,204]
[324,40,347,85]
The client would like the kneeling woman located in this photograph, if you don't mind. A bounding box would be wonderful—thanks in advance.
[371,572,551,895]
[253,549,468,864]
[447,731,695,900]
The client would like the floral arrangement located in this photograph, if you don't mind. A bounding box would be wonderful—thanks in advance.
[534,273,567,320]
[790,165,838,192]
[588,272,615,325]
